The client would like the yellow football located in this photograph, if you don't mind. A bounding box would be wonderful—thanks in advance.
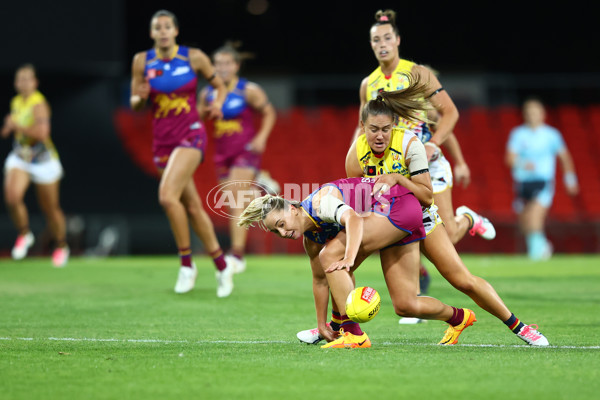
[345,286,381,323]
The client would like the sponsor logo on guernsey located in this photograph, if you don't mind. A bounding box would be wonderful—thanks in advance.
[172,66,190,76]
[361,287,376,303]
[147,69,157,79]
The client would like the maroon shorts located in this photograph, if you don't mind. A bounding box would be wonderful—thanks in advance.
[153,131,207,171]
[213,149,261,181]
[373,193,426,246]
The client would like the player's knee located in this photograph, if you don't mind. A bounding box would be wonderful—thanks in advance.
[318,246,341,268]
[393,301,418,318]
[158,191,178,210]
[184,201,204,218]
[4,190,23,208]
[445,224,460,244]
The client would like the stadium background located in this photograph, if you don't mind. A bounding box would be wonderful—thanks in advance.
[1,0,599,256]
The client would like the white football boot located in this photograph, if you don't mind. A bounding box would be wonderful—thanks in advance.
[225,254,247,274]
[216,258,235,298]
[456,206,496,240]
[256,170,281,195]
[174,263,198,294]
[297,327,323,344]
[398,317,425,325]
[297,322,331,344]
[11,232,35,260]
[516,324,550,346]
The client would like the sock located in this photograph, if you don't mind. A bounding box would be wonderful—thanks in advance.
[209,248,227,271]
[179,247,192,268]
[340,314,363,335]
[504,313,525,334]
[526,231,547,260]
[55,238,68,248]
[232,248,244,261]
[445,307,465,326]
[330,310,342,331]
[463,213,474,229]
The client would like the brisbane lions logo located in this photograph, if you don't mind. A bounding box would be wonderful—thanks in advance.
[154,94,191,118]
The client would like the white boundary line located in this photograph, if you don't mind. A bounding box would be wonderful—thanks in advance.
[0,337,598,349]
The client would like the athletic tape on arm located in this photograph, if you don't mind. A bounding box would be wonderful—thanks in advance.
[406,139,429,174]
[318,194,353,224]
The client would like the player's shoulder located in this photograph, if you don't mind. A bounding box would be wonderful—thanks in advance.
[132,50,148,62]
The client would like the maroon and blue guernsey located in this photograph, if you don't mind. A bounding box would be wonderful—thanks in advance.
[145,45,205,164]
[301,177,425,245]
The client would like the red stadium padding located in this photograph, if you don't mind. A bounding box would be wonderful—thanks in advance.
[114,103,600,254]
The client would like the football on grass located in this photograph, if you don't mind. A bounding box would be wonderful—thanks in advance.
[345,286,381,323]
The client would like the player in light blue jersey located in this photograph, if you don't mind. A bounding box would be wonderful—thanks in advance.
[506,98,579,260]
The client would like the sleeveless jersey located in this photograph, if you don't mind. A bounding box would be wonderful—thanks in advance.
[10,90,58,163]
[356,127,414,178]
[145,45,202,148]
[205,77,255,155]
[365,59,432,144]
[301,177,413,244]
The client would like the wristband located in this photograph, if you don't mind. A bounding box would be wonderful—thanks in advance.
[564,172,578,187]
[424,141,439,150]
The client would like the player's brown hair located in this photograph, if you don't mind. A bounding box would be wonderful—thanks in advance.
[372,9,400,36]
[361,73,432,125]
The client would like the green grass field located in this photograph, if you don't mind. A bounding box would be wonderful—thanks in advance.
[1,254,599,400]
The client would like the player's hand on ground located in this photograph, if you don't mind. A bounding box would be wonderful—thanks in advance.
[319,323,339,342]
[453,163,471,188]
[325,258,354,273]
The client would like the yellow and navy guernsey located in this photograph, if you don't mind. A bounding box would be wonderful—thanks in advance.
[10,90,58,163]
[356,128,411,178]
[365,59,432,144]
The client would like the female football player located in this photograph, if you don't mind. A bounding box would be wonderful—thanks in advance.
[355,9,495,246]
[506,98,579,260]
[130,9,235,296]
[197,42,277,274]
[299,76,549,347]
[239,176,475,349]
[1,64,69,267]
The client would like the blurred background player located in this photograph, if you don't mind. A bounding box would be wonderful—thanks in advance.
[1,63,69,267]
[197,42,277,274]
[506,97,579,260]
[130,9,235,296]
[358,9,495,322]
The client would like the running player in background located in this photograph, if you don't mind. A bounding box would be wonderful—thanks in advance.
[130,9,235,297]
[1,64,69,267]
[197,42,277,274]
[506,98,579,260]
